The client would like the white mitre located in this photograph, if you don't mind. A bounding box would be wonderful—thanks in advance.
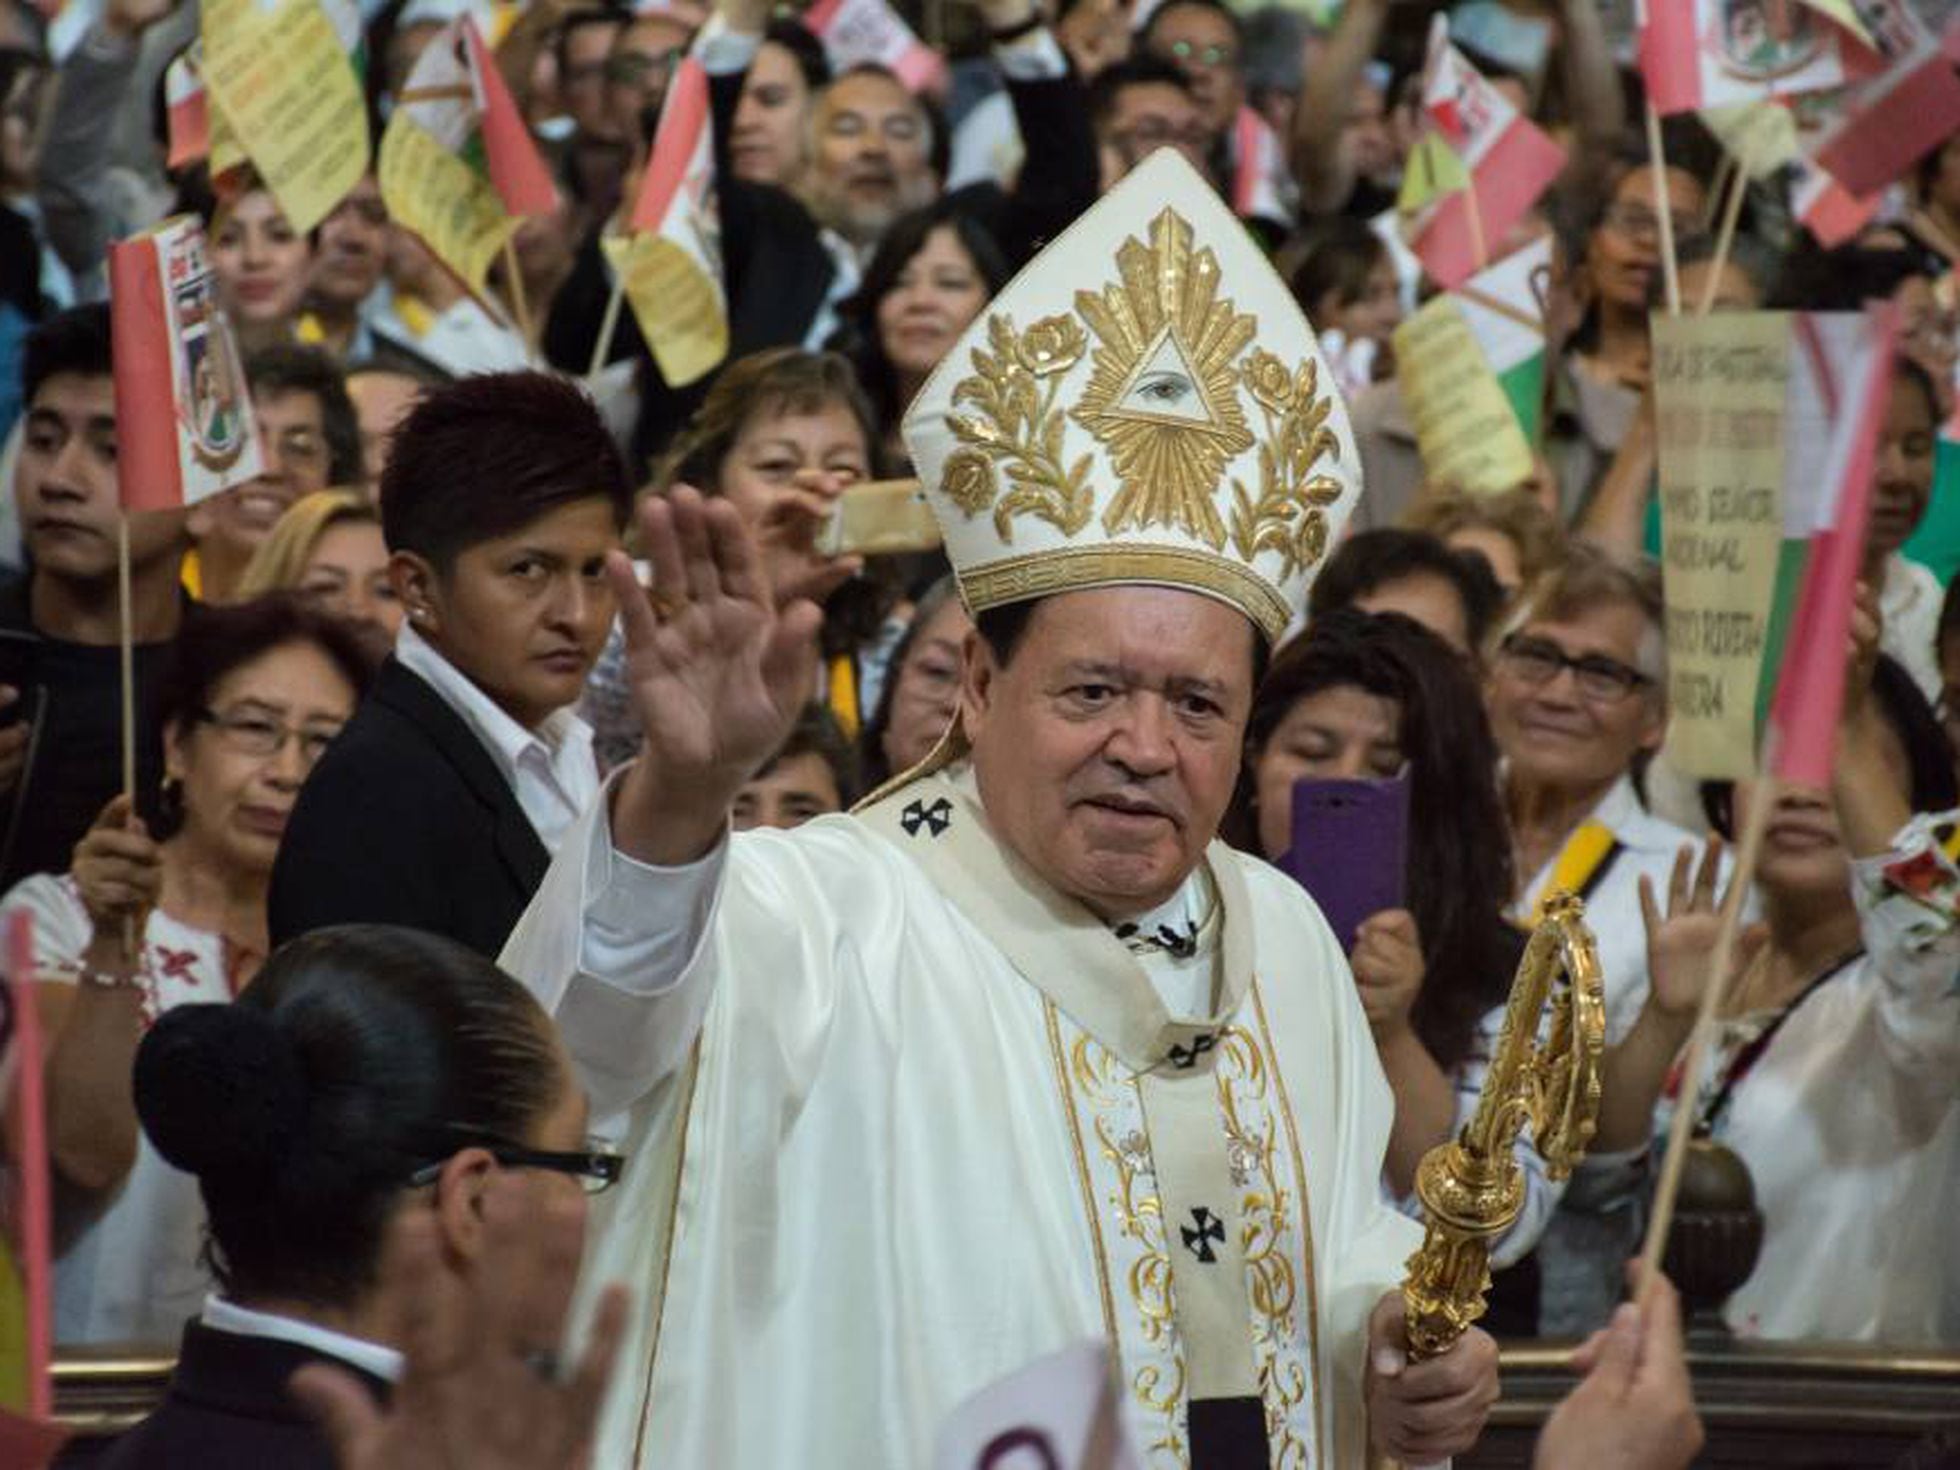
[900,149,1364,643]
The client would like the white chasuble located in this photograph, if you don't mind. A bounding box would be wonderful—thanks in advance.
[499,767,1418,1469]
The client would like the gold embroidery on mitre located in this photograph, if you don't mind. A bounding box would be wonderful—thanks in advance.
[944,313,1092,541]
[1227,351,1348,581]
[1070,208,1256,551]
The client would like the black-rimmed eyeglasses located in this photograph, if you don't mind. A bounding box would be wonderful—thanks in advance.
[1497,633,1653,705]
[407,1142,625,1196]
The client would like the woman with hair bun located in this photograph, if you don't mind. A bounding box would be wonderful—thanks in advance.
[0,595,374,1344]
[100,923,620,1469]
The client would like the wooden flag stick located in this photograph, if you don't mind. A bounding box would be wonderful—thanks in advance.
[587,268,629,381]
[1703,153,1735,234]
[502,236,534,348]
[1697,165,1749,318]
[116,512,138,958]
[1635,768,1776,1304]
[1465,165,1489,275]
[1645,101,1682,315]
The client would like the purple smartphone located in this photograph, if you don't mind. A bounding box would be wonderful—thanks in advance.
[1277,772,1411,952]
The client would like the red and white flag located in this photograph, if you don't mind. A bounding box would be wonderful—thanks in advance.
[1400,15,1565,291]
[460,15,559,217]
[1229,105,1287,222]
[1808,0,1960,198]
[609,54,728,386]
[163,48,209,171]
[1639,0,1877,115]
[1791,154,1881,246]
[803,0,947,94]
[1767,302,1899,786]
[109,217,264,512]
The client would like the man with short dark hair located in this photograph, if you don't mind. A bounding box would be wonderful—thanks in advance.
[1139,0,1292,226]
[1088,54,1210,186]
[0,304,188,889]
[268,370,631,956]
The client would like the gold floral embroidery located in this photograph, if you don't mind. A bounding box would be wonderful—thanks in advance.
[1227,351,1347,581]
[1071,207,1255,550]
[945,314,1093,541]
[1063,1020,1321,1467]
[1213,1024,1312,1466]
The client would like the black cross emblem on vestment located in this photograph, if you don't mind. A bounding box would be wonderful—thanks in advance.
[1166,1032,1216,1070]
[1181,1206,1225,1263]
[900,796,953,838]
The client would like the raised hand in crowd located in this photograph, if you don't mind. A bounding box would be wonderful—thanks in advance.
[291,1174,631,1470]
[738,469,865,609]
[1534,1271,1704,1470]
[608,487,824,866]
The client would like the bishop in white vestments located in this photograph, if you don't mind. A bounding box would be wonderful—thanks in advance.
[500,151,1500,1469]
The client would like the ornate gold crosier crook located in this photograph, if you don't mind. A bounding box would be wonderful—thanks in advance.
[1400,891,1607,1360]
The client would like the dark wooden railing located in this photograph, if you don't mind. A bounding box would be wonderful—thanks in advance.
[50,1339,1960,1462]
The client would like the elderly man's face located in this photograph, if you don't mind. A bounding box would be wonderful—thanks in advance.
[1147,2,1241,138]
[1486,601,1664,797]
[807,70,937,248]
[964,587,1257,918]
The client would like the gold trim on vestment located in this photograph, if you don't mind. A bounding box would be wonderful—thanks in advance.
[1252,980,1327,1470]
[955,544,1291,643]
[631,1037,704,1468]
[1047,996,1122,1354]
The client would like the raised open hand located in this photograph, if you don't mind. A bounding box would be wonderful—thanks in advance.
[1637,838,1760,1021]
[606,488,822,865]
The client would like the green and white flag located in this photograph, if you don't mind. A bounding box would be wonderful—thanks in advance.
[1455,235,1550,445]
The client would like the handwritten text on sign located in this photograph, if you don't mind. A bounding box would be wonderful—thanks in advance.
[1653,313,1789,779]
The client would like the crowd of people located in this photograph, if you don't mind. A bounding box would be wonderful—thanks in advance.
[0,0,1957,1463]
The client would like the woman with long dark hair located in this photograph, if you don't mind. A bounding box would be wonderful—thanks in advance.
[831,201,1010,463]
[1232,609,1551,1320]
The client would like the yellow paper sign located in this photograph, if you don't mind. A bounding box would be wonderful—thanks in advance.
[1392,294,1533,495]
[380,117,518,298]
[602,233,730,389]
[200,0,368,234]
[1652,312,1790,779]
[1699,102,1801,180]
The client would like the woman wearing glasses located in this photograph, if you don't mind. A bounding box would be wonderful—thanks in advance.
[0,595,374,1345]
[94,923,620,1468]
[1482,542,1712,1336]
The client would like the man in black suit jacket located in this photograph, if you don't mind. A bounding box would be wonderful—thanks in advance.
[269,372,632,957]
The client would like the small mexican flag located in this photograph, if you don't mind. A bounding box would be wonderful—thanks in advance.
[1456,235,1550,447]
[1397,15,1564,291]
[380,16,557,299]
[1638,0,1873,116]
[607,53,728,388]
[1392,238,1550,497]
[109,216,265,512]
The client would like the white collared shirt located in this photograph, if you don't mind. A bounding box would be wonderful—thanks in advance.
[202,1295,405,1384]
[395,624,599,855]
